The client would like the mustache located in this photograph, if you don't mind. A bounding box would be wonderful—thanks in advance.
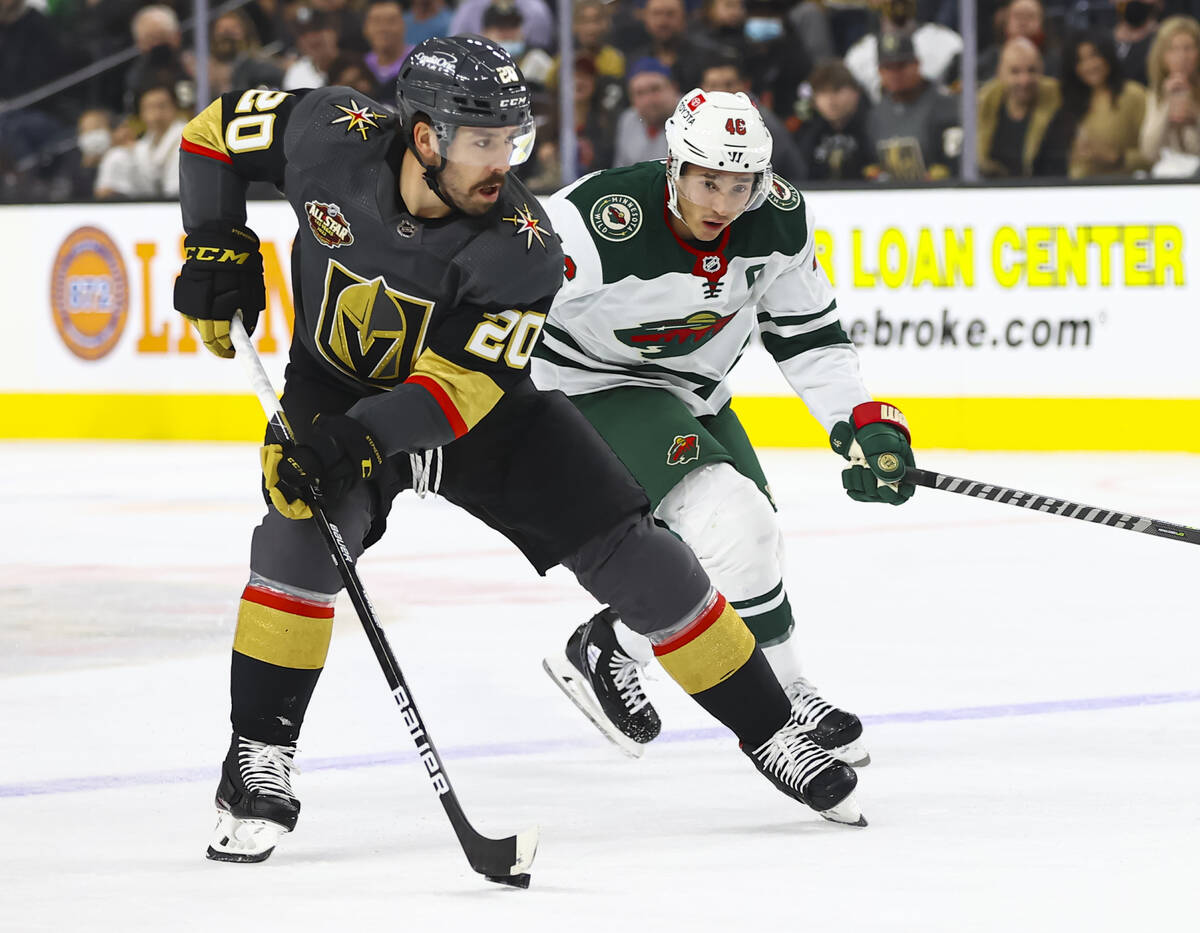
[474,175,506,190]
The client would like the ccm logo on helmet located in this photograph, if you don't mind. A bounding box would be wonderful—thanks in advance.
[499,95,529,107]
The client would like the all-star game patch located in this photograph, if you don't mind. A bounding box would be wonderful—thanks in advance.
[306,201,354,248]
[765,176,801,212]
[330,98,387,140]
[503,202,549,250]
[590,194,642,242]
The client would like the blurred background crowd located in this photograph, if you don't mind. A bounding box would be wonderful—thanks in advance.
[3,0,1200,201]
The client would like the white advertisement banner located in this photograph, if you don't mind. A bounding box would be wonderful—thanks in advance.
[2,184,1198,399]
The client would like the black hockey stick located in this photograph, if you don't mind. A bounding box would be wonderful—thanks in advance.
[229,317,537,888]
[907,466,1200,546]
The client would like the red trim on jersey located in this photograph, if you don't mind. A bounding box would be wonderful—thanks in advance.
[241,584,335,618]
[653,592,728,656]
[180,138,233,164]
[407,374,468,438]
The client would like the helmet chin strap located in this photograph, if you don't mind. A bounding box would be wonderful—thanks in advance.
[406,122,458,211]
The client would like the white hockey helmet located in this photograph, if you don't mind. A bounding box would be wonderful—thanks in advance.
[664,88,774,220]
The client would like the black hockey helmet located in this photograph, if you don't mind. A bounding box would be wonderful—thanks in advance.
[395,35,535,167]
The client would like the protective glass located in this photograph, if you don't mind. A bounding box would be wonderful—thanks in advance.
[435,119,537,167]
[676,169,760,215]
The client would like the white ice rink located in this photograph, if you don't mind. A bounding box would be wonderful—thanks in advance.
[1,442,1197,932]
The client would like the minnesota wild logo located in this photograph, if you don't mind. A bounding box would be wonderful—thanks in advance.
[615,310,736,358]
[766,176,800,211]
[589,194,642,241]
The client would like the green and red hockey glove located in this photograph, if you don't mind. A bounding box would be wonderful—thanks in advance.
[829,401,915,505]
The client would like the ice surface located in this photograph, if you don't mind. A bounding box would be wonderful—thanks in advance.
[1,443,1197,932]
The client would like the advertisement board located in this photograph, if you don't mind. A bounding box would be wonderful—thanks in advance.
[2,185,1197,449]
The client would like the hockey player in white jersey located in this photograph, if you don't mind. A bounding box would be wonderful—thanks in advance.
[535,89,916,771]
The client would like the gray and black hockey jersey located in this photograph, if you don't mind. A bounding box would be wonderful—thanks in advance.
[179,86,563,441]
[530,161,870,432]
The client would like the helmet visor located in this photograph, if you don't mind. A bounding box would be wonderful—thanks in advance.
[434,119,537,167]
[675,168,760,215]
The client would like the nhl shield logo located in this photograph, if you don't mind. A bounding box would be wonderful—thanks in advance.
[667,434,700,465]
[766,177,800,212]
[590,194,643,242]
[306,201,354,248]
[701,255,721,274]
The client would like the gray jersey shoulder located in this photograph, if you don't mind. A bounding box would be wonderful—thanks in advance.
[452,173,563,308]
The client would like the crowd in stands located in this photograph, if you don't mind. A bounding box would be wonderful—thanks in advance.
[3,0,1200,201]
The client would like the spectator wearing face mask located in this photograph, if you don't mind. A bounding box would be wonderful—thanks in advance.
[613,57,679,166]
[739,0,814,117]
[698,52,805,181]
[55,109,117,200]
[793,59,874,180]
[123,5,195,115]
[207,9,284,98]
[1113,0,1162,86]
[480,2,554,87]
[449,0,555,50]
[845,0,963,103]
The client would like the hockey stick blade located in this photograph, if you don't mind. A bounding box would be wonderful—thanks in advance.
[908,467,1200,546]
[229,317,538,885]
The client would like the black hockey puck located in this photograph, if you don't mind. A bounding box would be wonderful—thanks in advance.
[485,873,531,889]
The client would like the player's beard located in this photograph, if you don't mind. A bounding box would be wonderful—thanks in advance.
[441,164,508,217]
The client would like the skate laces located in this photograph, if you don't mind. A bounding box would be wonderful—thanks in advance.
[237,738,298,800]
[751,718,830,791]
[409,448,443,499]
[609,650,651,714]
[785,676,836,726]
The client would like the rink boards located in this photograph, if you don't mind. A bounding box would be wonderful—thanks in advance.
[1,184,1197,450]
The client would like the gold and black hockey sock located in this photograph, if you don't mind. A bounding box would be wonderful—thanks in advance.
[229,583,335,745]
[653,592,791,748]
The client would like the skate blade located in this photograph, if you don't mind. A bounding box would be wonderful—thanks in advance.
[542,655,646,759]
[831,738,871,768]
[206,809,289,862]
[817,792,868,827]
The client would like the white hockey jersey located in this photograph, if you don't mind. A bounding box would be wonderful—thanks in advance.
[530,161,871,432]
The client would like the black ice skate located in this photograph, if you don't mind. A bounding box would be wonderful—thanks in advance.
[784,677,871,767]
[206,733,300,863]
[542,608,661,759]
[743,714,866,826]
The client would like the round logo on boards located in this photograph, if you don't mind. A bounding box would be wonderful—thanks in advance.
[50,226,129,360]
[589,194,642,241]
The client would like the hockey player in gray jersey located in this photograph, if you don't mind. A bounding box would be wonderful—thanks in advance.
[175,38,866,864]
[535,89,917,764]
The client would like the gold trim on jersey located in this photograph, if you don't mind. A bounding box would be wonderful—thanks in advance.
[181,99,229,158]
[313,259,434,388]
[233,600,334,670]
[409,348,505,431]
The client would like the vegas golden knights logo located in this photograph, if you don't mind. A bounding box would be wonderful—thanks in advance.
[315,260,434,388]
